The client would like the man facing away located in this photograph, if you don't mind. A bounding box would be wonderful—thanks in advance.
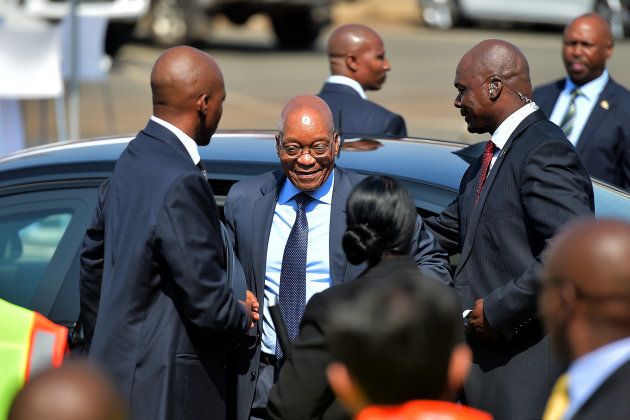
[425,39,594,420]
[540,219,630,420]
[534,13,630,190]
[80,46,258,420]
[317,24,407,138]
[224,95,451,419]
[325,264,492,420]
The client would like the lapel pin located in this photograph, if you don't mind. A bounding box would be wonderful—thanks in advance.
[600,100,609,110]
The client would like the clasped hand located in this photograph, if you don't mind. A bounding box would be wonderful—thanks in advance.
[239,290,260,330]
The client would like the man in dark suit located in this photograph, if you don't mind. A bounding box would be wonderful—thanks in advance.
[224,95,450,419]
[533,13,630,190]
[80,46,258,420]
[317,24,407,138]
[426,39,594,420]
[540,219,630,420]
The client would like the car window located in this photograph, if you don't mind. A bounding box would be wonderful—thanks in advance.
[593,182,630,221]
[0,211,73,308]
[0,188,97,320]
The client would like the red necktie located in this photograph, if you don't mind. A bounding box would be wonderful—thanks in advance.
[475,140,496,205]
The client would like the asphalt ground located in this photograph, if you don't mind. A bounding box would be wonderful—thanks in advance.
[21,0,630,147]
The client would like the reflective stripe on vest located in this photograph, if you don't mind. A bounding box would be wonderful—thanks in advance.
[0,299,68,419]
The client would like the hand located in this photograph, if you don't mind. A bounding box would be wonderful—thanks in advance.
[466,299,500,341]
[239,290,260,330]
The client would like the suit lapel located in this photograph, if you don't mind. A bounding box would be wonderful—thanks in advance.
[456,110,546,277]
[576,80,615,154]
[251,172,283,302]
[329,167,352,285]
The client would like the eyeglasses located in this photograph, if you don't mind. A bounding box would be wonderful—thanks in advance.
[278,141,334,158]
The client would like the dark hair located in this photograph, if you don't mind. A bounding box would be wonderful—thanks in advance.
[342,176,416,267]
[327,266,463,404]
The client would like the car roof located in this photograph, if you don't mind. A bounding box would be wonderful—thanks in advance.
[0,132,470,193]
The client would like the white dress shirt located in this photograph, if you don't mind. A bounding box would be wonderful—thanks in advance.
[261,170,335,354]
[564,336,630,419]
[150,115,200,164]
[326,75,367,99]
[490,102,539,170]
[549,70,609,146]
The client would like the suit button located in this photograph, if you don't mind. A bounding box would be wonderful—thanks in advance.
[250,372,256,381]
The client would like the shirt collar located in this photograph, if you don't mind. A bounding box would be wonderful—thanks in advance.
[563,69,609,101]
[567,336,630,411]
[491,102,539,150]
[278,168,335,205]
[326,75,367,99]
[150,115,201,164]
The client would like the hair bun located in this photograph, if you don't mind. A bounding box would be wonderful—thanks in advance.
[343,223,383,265]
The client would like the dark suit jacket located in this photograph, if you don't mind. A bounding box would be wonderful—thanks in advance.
[318,82,407,138]
[223,166,452,420]
[534,77,630,190]
[80,120,248,420]
[572,359,630,420]
[426,109,594,420]
[267,256,430,420]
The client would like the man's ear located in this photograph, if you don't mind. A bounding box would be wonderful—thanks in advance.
[445,344,472,400]
[333,132,341,155]
[197,93,209,115]
[345,54,359,72]
[488,77,502,100]
[326,362,369,415]
[275,133,283,158]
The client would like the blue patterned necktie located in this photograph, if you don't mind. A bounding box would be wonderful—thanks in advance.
[560,88,582,137]
[276,192,313,359]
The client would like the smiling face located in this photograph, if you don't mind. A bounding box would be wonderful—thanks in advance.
[562,15,612,86]
[277,107,340,192]
[453,54,496,134]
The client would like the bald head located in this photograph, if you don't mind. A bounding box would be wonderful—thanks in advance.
[541,219,630,360]
[278,95,334,135]
[454,39,532,134]
[562,13,613,85]
[327,24,390,90]
[151,46,225,145]
[9,363,126,420]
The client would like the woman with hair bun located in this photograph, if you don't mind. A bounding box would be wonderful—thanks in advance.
[267,176,453,420]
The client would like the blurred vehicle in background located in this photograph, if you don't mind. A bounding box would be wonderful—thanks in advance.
[420,0,630,38]
[1,133,629,349]
[16,0,339,56]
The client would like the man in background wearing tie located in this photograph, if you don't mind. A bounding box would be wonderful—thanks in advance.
[540,219,630,420]
[426,39,594,420]
[534,13,630,190]
[80,46,258,420]
[224,95,450,419]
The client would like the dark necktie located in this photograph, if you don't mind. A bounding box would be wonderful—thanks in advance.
[475,140,496,205]
[196,160,208,180]
[276,192,313,359]
[560,88,582,137]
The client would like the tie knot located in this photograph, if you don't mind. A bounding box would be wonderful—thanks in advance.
[294,192,313,209]
[484,140,496,155]
[570,88,583,100]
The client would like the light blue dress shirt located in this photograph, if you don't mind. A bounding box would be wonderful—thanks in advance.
[261,170,334,354]
[564,336,630,419]
[549,70,609,146]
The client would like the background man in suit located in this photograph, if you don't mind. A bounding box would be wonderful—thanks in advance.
[80,46,258,420]
[317,24,407,138]
[540,219,630,420]
[426,39,594,420]
[324,266,491,420]
[533,13,630,190]
[224,95,450,419]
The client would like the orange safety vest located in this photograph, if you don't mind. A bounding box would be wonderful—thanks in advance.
[357,400,493,420]
[0,298,68,418]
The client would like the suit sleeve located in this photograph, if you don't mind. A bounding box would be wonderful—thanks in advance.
[411,215,453,286]
[156,172,248,334]
[79,180,109,348]
[621,122,630,191]
[425,198,461,256]
[267,293,343,420]
[383,114,407,137]
[484,140,594,339]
